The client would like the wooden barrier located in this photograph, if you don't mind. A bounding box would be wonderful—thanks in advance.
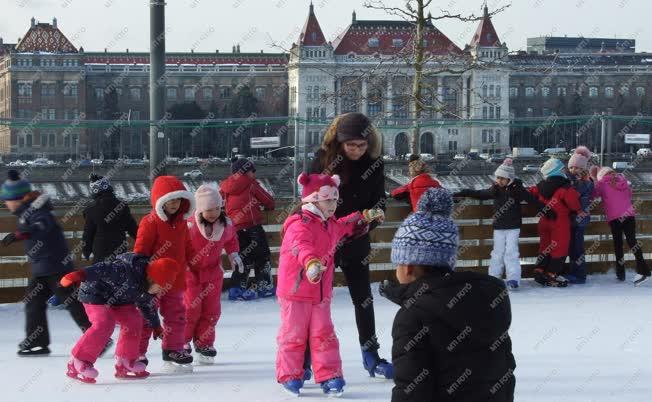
[1,196,651,303]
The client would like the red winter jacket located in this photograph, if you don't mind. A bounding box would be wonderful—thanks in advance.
[134,176,196,291]
[220,173,275,231]
[391,173,442,212]
[529,176,582,227]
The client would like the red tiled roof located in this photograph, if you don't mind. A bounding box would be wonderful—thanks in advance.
[15,22,77,53]
[333,20,462,56]
[299,3,326,46]
[82,53,288,65]
[469,6,501,48]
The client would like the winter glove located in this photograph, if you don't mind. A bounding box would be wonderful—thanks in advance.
[378,279,393,299]
[363,208,385,223]
[378,279,403,304]
[59,270,87,287]
[305,259,325,284]
[1,232,16,247]
[152,326,164,340]
[228,252,245,274]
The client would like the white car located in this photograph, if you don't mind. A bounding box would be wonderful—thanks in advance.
[29,158,53,166]
[125,159,145,166]
[183,169,203,179]
[479,153,490,160]
[453,154,466,161]
[90,159,103,166]
[523,165,540,173]
[612,161,634,170]
[420,153,435,162]
[179,157,198,165]
[8,160,27,167]
[637,148,651,157]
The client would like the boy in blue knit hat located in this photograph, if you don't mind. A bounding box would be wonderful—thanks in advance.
[1,170,91,356]
[381,188,515,402]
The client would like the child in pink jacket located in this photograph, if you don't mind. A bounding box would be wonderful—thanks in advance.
[184,184,243,364]
[592,167,650,285]
[276,173,384,397]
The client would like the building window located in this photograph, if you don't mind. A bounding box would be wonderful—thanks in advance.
[95,87,104,101]
[620,85,630,96]
[482,106,488,119]
[543,108,550,116]
[167,87,177,101]
[496,106,501,119]
[448,128,459,136]
[495,130,501,143]
[202,87,213,100]
[18,82,32,97]
[557,86,567,96]
[254,86,266,99]
[342,90,358,113]
[489,85,495,97]
[636,86,646,97]
[392,38,403,47]
[41,108,55,120]
[131,110,141,120]
[542,87,550,97]
[367,88,383,117]
[184,87,196,101]
[448,141,458,152]
[41,83,55,97]
[525,87,535,97]
[489,106,495,119]
[220,86,231,99]
[130,87,142,101]
[63,82,78,97]
[496,85,501,98]
[509,87,518,98]
[589,87,598,97]
[368,38,379,48]
[393,97,408,119]
[482,85,488,98]
[605,86,614,98]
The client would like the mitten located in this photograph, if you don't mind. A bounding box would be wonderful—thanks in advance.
[363,208,385,223]
[305,259,324,284]
[228,252,245,273]
[60,270,87,287]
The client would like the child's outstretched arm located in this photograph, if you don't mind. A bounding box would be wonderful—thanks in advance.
[453,187,495,200]
[285,220,322,281]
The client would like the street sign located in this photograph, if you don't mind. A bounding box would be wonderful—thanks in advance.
[625,133,650,144]
[250,136,281,149]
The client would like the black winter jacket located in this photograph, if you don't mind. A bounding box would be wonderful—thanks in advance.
[454,179,543,230]
[13,193,74,277]
[384,271,516,402]
[78,253,160,328]
[82,190,138,263]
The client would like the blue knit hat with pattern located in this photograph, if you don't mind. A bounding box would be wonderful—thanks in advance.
[231,157,256,174]
[1,169,32,201]
[391,187,459,270]
[89,173,112,194]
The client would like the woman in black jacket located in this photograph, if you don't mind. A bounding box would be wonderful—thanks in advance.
[308,112,392,379]
[82,174,138,263]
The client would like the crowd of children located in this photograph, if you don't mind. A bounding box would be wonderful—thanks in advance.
[1,138,649,399]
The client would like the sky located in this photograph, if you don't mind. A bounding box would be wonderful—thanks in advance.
[0,0,650,54]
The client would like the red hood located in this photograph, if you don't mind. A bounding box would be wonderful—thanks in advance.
[221,173,254,196]
[150,176,195,222]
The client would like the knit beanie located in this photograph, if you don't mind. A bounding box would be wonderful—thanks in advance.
[336,112,372,143]
[391,187,459,270]
[568,146,592,170]
[146,258,179,290]
[540,158,567,179]
[231,157,256,174]
[89,173,112,194]
[1,169,32,201]
[298,172,340,203]
[597,166,615,182]
[408,155,429,177]
[494,158,515,181]
[194,184,223,213]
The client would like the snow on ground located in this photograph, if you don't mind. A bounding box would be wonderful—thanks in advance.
[1,271,651,402]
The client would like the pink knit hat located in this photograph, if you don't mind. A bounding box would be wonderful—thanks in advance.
[568,146,592,170]
[597,166,615,182]
[194,184,223,213]
[298,173,340,203]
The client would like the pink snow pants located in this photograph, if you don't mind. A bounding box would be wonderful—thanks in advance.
[184,276,223,348]
[276,297,343,383]
[72,304,141,363]
[139,290,185,354]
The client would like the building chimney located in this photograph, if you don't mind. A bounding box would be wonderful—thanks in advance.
[232,45,236,53]
[236,44,240,53]
[126,48,129,53]
[0,37,3,45]
[31,17,36,28]
[52,17,57,28]
[352,10,356,23]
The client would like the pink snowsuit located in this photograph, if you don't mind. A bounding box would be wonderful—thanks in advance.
[592,173,636,222]
[276,206,368,383]
[184,213,239,348]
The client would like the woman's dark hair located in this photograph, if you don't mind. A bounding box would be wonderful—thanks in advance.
[199,208,228,226]
[279,201,304,240]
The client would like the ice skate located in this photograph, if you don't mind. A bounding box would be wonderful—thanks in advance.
[506,280,519,290]
[115,357,149,379]
[633,274,651,286]
[362,350,393,379]
[281,378,303,396]
[17,345,50,357]
[320,377,345,397]
[161,349,194,373]
[195,345,217,365]
[66,357,99,384]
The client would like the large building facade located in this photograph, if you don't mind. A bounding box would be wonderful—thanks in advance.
[1,5,652,158]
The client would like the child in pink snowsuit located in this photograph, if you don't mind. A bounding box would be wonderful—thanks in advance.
[276,172,384,396]
[184,184,243,363]
[59,254,179,383]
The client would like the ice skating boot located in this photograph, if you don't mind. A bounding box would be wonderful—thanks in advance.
[543,273,568,287]
[506,280,519,290]
[633,274,651,286]
[115,357,149,379]
[320,377,345,397]
[257,283,276,298]
[195,345,217,365]
[136,355,149,367]
[161,349,193,373]
[362,350,393,379]
[66,357,99,384]
[303,367,313,382]
[228,287,257,301]
[17,345,50,357]
[281,379,303,396]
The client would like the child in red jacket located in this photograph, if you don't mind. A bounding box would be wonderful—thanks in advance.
[529,158,582,287]
[184,184,243,364]
[221,158,276,300]
[134,175,196,371]
[391,154,441,212]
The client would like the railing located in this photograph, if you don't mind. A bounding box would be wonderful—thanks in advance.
[1,196,651,303]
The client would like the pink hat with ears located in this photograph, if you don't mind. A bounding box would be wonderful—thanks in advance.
[298,173,340,203]
[194,184,223,213]
[568,146,592,170]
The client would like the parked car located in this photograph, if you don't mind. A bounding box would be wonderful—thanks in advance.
[488,154,506,164]
[453,153,466,161]
[125,159,145,166]
[28,158,52,166]
[90,159,103,166]
[79,159,92,167]
[8,160,27,167]
[637,148,651,157]
[612,161,634,170]
[420,153,435,162]
[179,157,198,165]
[183,169,204,179]
[523,164,540,173]
[479,153,490,160]
[165,157,180,165]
